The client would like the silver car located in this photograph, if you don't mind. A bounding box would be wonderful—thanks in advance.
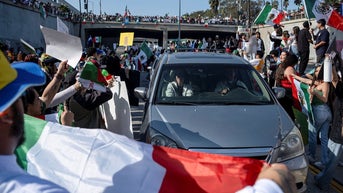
[135,52,308,192]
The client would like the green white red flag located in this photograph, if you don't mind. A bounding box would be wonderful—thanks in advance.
[78,61,108,92]
[304,0,343,31]
[291,78,314,123]
[138,41,153,64]
[254,4,285,26]
[15,115,264,193]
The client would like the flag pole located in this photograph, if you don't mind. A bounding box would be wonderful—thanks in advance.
[302,0,314,46]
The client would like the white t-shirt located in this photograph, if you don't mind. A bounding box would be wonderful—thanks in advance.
[269,31,277,51]
[236,179,283,193]
[0,155,69,193]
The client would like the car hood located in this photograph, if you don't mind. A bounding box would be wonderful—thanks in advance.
[150,104,294,150]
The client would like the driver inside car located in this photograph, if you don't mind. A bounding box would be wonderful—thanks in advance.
[165,70,193,97]
[215,68,247,95]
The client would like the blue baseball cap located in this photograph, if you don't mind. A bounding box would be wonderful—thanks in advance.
[96,49,106,56]
[0,51,46,112]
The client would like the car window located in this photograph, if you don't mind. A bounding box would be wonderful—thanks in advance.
[155,63,273,105]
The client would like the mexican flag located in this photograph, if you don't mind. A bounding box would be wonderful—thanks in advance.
[291,78,314,123]
[254,4,285,26]
[137,41,153,64]
[95,36,102,43]
[78,61,108,92]
[304,0,343,31]
[303,0,315,19]
[15,115,264,193]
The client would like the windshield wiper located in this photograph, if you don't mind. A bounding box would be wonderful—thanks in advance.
[157,101,198,106]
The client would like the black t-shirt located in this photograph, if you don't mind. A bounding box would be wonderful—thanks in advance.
[297,29,312,52]
[315,28,330,56]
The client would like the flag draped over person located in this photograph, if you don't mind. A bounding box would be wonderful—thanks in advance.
[138,41,153,64]
[303,0,343,31]
[15,115,264,193]
[254,4,285,25]
[78,61,108,92]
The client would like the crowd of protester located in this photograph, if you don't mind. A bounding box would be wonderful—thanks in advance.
[5,0,306,26]
[1,14,343,191]
[82,12,247,26]
[6,0,81,22]
[0,32,304,192]
[251,19,342,191]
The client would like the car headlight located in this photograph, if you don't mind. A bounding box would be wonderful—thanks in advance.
[275,127,304,162]
[148,128,178,148]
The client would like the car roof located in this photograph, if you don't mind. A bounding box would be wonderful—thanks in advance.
[163,52,250,65]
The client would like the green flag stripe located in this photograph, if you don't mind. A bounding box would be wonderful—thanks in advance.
[141,42,153,58]
[80,62,104,85]
[15,115,47,170]
[304,0,315,19]
[254,4,272,24]
[300,83,314,122]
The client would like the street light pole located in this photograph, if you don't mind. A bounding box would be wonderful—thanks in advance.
[178,0,181,47]
[79,0,81,37]
[248,0,251,27]
[99,0,102,15]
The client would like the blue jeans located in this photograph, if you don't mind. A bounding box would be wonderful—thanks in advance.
[315,139,343,190]
[308,104,332,164]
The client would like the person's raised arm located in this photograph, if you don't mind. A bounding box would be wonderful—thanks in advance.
[48,81,83,108]
[74,87,113,111]
[40,60,69,107]
[291,74,312,85]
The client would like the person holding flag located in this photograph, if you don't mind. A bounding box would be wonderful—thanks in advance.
[292,65,332,167]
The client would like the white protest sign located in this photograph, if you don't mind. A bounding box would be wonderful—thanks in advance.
[40,25,82,68]
[101,80,133,139]
[57,17,69,34]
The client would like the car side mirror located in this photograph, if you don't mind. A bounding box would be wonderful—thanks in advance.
[134,87,148,100]
[272,87,286,99]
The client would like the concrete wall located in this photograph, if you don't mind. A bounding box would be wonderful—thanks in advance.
[0,0,79,51]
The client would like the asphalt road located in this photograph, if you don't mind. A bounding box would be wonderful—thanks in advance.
[131,71,343,193]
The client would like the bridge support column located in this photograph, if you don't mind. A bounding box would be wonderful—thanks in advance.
[162,28,168,49]
[81,27,86,48]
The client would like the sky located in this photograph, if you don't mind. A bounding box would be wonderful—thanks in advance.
[67,0,210,16]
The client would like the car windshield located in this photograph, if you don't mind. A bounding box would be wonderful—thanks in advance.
[155,63,273,105]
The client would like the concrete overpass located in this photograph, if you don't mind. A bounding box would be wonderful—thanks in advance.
[81,22,238,48]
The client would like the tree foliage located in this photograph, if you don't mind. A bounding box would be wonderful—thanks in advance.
[203,0,264,20]
[209,0,220,16]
